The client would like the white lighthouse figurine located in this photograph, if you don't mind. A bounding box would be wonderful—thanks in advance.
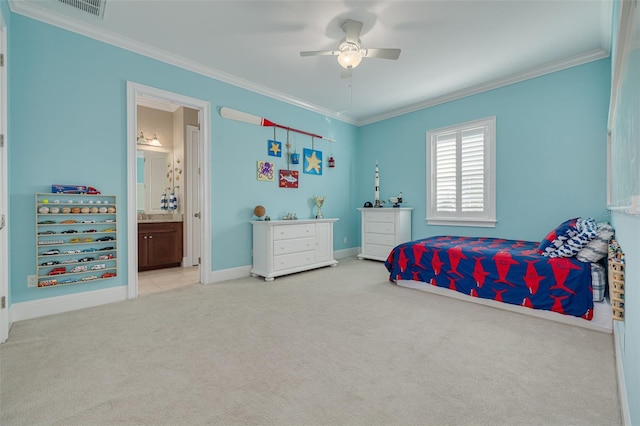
[374,161,382,207]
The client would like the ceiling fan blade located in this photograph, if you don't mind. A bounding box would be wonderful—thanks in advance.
[363,48,401,60]
[340,67,352,79]
[342,19,363,44]
[300,50,339,57]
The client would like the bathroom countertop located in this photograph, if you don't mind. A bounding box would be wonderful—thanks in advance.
[137,214,183,223]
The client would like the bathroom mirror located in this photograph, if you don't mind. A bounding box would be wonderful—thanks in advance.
[137,148,174,213]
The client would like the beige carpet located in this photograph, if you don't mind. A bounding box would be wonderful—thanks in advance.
[0,257,621,425]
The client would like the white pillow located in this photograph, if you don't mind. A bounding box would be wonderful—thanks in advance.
[575,223,614,263]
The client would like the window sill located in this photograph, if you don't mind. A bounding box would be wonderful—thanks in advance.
[426,218,497,228]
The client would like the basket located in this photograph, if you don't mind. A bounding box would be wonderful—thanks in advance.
[608,259,625,321]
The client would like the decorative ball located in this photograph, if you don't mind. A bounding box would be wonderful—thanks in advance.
[50,207,60,214]
[98,207,107,213]
[71,207,80,214]
[61,207,71,214]
[253,205,265,218]
[91,207,99,213]
[42,199,49,204]
[38,206,49,214]
[107,207,116,213]
[81,207,90,214]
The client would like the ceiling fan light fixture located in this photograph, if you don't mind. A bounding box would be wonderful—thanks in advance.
[337,49,362,69]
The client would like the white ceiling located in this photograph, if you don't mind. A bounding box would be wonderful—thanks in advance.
[10,0,612,125]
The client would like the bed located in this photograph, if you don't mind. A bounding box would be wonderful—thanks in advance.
[384,219,614,333]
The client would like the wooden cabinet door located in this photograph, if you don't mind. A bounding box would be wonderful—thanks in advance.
[147,228,180,267]
[138,231,150,268]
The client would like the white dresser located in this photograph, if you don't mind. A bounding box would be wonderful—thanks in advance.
[357,208,413,261]
[251,218,338,281]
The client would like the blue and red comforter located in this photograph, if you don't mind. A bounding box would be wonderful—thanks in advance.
[385,236,594,320]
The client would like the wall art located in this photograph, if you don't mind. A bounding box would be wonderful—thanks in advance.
[257,161,275,182]
[268,140,282,157]
[279,170,299,188]
[303,148,322,175]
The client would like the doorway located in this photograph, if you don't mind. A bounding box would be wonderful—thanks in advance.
[0,11,7,343]
[126,82,211,298]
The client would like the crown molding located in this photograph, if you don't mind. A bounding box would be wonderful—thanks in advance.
[7,1,610,128]
[8,0,358,126]
[358,49,610,126]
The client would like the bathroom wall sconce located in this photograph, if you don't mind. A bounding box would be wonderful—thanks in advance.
[137,131,161,147]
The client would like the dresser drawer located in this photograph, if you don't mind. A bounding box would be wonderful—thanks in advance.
[365,221,395,235]
[274,237,316,256]
[364,211,395,222]
[365,233,395,246]
[273,224,316,240]
[273,250,316,271]
[365,244,394,259]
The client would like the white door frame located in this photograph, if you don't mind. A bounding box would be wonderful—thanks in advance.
[185,125,201,267]
[126,82,211,297]
[0,10,8,343]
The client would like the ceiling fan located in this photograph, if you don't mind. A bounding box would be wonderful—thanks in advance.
[300,19,401,78]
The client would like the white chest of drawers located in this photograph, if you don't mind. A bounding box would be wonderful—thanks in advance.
[357,208,413,261]
[251,218,338,281]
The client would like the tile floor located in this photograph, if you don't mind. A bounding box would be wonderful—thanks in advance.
[138,266,200,295]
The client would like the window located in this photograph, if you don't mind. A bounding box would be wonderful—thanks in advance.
[426,117,496,227]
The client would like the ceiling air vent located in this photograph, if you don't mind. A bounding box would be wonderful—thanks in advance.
[57,0,106,18]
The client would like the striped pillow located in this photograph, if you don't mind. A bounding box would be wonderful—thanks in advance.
[576,223,614,263]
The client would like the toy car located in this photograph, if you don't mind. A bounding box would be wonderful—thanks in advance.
[38,230,56,235]
[78,257,95,262]
[82,275,98,281]
[60,220,78,224]
[60,259,76,264]
[70,238,81,243]
[48,267,66,275]
[83,238,94,242]
[38,280,57,287]
[98,254,114,260]
[99,246,114,251]
[61,229,78,234]
[102,228,116,232]
[40,260,60,266]
[38,220,56,224]
[70,265,87,273]
[81,220,96,224]
[58,279,76,285]
[85,229,97,233]
[96,236,115,241]
[82,248,97,252]
[42,249,60,256]
[91,264,106,270]
[101,272,116,278]
[52,184,101,194]
[63,250,81,254]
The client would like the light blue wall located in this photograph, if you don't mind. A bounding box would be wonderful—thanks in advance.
[359,59,611,242]
[609,1,639,423]
[8,13,359,303]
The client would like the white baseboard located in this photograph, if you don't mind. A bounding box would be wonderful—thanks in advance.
[10,286,128,322]
[207,264,252,283]
[335,247,360,259]
[613,324,631,426]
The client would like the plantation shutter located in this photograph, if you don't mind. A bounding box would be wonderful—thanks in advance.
[434,126,486,213]
[461,127,485,212]
[435,132,457,212]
